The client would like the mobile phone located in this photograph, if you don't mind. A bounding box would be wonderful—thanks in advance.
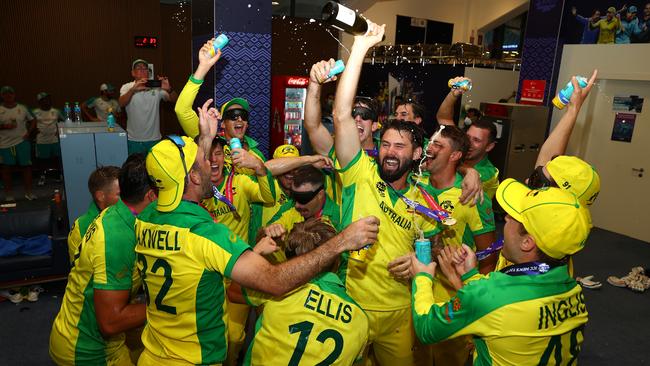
[145,79,162,88]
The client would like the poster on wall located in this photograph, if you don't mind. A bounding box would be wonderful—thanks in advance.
[611,112,637,142]
[520,80,547,105]
[613,95,644,113]
[561,1,650,44]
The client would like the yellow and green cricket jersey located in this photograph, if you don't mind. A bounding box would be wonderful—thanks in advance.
[67,201,100,264]
[202,170,276,243]
[419,173,495,250]
[134,201,250,365]
[412,266,588,366]
[176,78,266,174]
[242,272,369,366]
[338,150,440,311]
[50,200,140,365]
[269,194,341,233]
[474,156,499,200]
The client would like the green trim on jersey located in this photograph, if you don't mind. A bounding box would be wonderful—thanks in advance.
[74,279,106,365]
[196,269,227,363]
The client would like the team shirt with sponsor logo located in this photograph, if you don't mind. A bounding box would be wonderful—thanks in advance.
[337,150,440,311]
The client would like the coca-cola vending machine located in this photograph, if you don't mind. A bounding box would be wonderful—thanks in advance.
[270,75,309,154]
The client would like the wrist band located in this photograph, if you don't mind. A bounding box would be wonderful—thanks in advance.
[189,74,203,84]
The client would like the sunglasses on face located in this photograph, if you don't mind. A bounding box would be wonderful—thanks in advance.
[526,166,554,189]
[291,185,323,205]
[165,135,189,182]
[352,106,377,121]
[223,108,249,121]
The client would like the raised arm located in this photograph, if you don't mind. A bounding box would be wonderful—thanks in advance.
[333,21,385,167]
[436,76,469,126]
[535,70,597,167]
[175,39,222,138]
[305,59,337,156]
[264,155,333,176]
[230,216,379,296]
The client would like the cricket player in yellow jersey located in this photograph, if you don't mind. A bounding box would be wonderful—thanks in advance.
[134,104,380,366]
[67,166,121,263]
[409,179,591,366]
[332,22,441,365]
[391,125,496,365]
[228,219,369,366]
[50,154,157,365]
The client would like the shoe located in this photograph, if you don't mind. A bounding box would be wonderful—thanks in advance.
[576,275,602,289]
[37,175,46,186]
[24,193,37,201]
[0,290,23,304]
[25,286,44,302]
[5,195,15,202]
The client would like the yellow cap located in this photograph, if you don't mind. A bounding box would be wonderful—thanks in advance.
[496,178,592,259]
[552,95,566,109]
[546,156,600,206]
[273,144,300,159]
[146,136,198,212]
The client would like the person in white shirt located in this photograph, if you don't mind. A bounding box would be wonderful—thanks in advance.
[118,59,178,154]
[32,92,63,186]
[0,86,37,201]
[81,83,121,122]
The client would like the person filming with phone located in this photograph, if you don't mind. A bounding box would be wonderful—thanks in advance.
[119,59,178,154]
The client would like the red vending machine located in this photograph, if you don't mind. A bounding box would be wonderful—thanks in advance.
[270,75,309,154]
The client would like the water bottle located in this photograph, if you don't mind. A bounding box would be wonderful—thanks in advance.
[63,102,72,122]
[552,76,588,109]
[448,79,472,92]
[73,102,82,122]
[229,137,242,156]
[205,34,229,58]
[106,108,116,132]
[322,1,381,37]
[327,59,346,79]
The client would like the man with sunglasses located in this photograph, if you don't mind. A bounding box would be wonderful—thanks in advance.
[332,22,442,366]
[263,165,342,260]
[175,39,266,176]
[134,105,380,366]
[119,59,177,155]
[50,154,157,366]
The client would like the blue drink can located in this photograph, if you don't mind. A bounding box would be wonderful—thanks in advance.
[229,137,242,156]
[209,34,229,56]
[327,59,346,78]
[415,238,431,264]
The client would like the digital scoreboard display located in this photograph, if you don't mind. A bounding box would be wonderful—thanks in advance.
[134,36,158,48]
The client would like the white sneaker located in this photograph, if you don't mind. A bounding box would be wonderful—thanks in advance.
[37,175,46,186]
[25,286,44,302]
[24,193,37,201]
[0,290,23,304]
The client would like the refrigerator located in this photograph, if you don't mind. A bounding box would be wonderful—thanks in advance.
[270,75,309,154]
[480,103,550,182]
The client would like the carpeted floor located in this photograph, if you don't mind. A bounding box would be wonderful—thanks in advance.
[0,227,648,365]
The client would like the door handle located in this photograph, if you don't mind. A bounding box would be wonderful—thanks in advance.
[513,144,525,153]
[529,143,540,151]
[633,167,644,177]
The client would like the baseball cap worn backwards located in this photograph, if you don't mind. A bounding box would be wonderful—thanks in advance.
[273,144,300,159]
[497,178,592,260]
[1,86,15,94]
[36,92,50,101]
[546,155,600,206]
[220,98,250,116]
[100,83,115,92]
[147,136,198,212]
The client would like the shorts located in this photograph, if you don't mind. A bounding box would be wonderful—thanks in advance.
[137,348,222,366]
[361,307,429,366]
[36,142,61,159]
[0,140,32,166]
[128,140,159,155]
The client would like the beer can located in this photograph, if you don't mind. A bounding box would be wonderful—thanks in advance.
[415,238,431,264]
[349,244,372,262]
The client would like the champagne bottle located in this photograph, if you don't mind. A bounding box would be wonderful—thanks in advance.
[321,1,369,35]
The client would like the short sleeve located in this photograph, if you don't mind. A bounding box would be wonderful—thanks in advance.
[338,150,373,187]
[191,223,251,278]
[92,222,135,290]
[119,83,132,96]
[242,287,272,307]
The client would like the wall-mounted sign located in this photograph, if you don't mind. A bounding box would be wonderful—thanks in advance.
[520,79,546,105]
